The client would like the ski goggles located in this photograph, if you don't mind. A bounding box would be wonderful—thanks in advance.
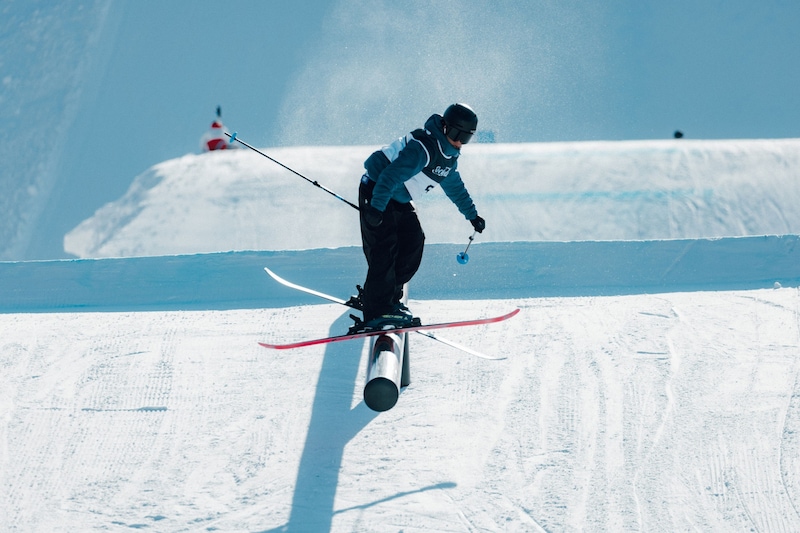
[445,125,474,144]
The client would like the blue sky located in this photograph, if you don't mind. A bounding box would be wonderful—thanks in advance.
[4,0,800,259]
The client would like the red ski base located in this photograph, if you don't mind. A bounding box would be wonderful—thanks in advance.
[259,308,520,350]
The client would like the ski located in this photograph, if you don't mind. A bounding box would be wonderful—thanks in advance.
[259,309,520,350]
[265,267,350,306]
[263,267,507,359]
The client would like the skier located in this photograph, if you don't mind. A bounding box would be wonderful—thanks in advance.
[355,103,486,332]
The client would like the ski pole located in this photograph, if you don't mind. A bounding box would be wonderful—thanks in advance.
[225,131,360,211]
[456,231,477,264]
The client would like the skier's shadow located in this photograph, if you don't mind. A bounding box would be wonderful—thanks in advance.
[260,311,378,532]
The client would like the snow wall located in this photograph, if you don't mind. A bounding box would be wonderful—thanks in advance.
[3,235,799,313]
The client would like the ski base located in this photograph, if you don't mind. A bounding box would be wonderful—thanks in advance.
[263,267,510,359]
[258,309,520,350]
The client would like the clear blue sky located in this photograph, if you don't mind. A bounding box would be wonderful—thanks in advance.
[7,1,800,259]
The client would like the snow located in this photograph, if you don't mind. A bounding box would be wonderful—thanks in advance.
[64,138,800,257]
[0,0,117,260]
[3,139,800,531]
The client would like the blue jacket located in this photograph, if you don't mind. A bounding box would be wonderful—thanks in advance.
[364,114,478,220]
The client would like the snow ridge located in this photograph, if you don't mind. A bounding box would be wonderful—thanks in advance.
[64,139,800,258]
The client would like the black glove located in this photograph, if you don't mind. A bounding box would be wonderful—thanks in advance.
[470,215,486,233]
[363,204,384,227]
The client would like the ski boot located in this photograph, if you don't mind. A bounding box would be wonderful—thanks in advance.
[344,285,365,311]
[347,303,421,335]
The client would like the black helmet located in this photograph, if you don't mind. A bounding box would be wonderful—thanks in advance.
[443,103,478,144]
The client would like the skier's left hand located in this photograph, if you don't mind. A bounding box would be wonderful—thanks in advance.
[470,215,486,233]
[363,204,384,227]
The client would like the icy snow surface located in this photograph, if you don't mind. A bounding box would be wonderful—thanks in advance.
[3,139,800,531]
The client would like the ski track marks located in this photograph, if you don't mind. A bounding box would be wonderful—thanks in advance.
[2,290,800,531]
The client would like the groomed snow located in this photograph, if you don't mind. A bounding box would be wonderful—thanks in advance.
[2,289,800,531]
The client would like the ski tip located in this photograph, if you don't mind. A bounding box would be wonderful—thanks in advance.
[258,341,291,350]
[263,266,282,282]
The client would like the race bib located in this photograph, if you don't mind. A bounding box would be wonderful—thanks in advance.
[404,173,439,200]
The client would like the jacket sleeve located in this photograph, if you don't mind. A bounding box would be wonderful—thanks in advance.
[369,140,428,212]
[440,169,478,220]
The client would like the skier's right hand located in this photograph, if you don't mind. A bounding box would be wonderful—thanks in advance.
[363,204,383,227]
[470,215,486,233]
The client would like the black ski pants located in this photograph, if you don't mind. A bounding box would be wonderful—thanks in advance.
[359,176,425,321]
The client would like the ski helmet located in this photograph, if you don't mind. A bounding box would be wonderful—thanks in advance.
[443,103,478,144]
